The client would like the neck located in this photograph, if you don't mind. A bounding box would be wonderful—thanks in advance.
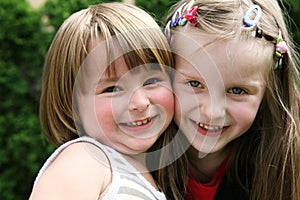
[122,153,147,169]
[187,145,230,183]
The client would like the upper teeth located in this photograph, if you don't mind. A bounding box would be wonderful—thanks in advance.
[126,118,151,127]
[198,123,223,131]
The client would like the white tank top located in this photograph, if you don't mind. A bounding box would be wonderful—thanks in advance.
[33,136,166,200]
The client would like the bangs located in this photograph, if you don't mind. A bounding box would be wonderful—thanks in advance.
[88,10,173,78]
[105,47,172,78]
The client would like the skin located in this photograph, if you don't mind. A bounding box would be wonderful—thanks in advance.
[29,142,111,199]
[172,30,266,182]
[76,51,174,155]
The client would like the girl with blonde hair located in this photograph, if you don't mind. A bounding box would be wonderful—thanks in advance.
[155,0,300,199]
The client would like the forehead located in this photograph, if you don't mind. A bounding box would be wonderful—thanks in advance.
[173,31,270,80]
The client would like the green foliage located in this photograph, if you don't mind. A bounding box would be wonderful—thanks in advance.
[0,0,54,199]
[136,0,177,25]
[283,0,300,47]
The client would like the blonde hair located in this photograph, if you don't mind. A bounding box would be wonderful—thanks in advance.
[160,0,300,199]
[39,2,174,147]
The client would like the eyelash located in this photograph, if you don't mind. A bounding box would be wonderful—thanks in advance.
[103,86,122,93]
[102,77,161,93]
[143,77,161,86]
[186,80,247,95]
[187,80,203,88]
[228,87,247,95]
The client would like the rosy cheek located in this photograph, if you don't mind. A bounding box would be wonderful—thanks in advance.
[231,104,257,125]
[155,90,174,114]
[94,100,115,128]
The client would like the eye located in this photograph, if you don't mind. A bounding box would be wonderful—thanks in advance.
[188,80,202,88]
[143,77,160,86]
[228,87,246,95]
[103,86,122,93]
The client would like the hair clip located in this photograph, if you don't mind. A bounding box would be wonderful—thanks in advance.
[164,21,172,42]
[170,0,196,27]
[275,31,288,69]
[255,25,263,38]
[171,3,187,27]
[184,6,198,26]
[243,5,262,27]
[275,36,288,58]
[165,0,196,42]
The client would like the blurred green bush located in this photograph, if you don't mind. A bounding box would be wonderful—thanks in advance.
[285,0,300,46]
[0,0,299,199]
[0,0,51,199]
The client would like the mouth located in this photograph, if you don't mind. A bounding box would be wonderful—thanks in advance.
[120,117,153,127]
[191,120,228,136]
[198,122,224,132]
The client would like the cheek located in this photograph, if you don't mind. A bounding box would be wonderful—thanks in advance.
[231,102,260,128]
[76,95,101,135]
[151,88,174,117]
[94,98,116,133]
[173,89,199,123]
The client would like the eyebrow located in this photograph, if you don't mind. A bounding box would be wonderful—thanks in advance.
[98,76,120,85]
[177,70,203,80]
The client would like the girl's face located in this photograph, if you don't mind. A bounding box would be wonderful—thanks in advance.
[173,32,266,154]
[75,47,174,155]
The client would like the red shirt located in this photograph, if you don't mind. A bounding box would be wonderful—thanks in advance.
[186,154,230,200]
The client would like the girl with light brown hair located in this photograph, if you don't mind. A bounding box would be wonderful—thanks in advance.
[29,2,176,199]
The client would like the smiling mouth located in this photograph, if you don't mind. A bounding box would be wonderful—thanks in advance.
[193,121,224,132]
[121,117,152,127]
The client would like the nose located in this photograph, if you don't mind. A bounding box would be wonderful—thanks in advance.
[199,93,226,122]
[129,88,150,112]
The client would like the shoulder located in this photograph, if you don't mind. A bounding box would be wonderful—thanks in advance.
[29,141,111,200]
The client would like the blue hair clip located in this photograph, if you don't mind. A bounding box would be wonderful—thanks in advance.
[171,3,187,27]
[165,0,196,42]
[243,5,262,27]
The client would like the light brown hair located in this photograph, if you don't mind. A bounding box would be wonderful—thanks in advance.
[39,2,174,147]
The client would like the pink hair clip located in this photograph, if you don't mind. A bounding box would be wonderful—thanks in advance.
[275,31,288,69]
[184,6,198,26]
[275,38,288,58]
